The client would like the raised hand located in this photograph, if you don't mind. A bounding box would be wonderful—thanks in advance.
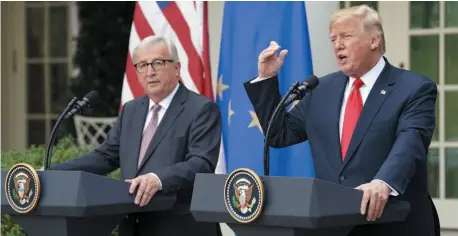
[258,41,288,78]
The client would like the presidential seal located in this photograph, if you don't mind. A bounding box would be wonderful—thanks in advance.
[4,163,41,214]
[224,168,265,223]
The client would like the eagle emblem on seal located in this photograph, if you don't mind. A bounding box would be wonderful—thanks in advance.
[13,172,33,205]
[232,178,257,214]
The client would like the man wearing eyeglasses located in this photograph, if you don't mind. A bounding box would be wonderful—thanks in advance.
[51,35,223,236]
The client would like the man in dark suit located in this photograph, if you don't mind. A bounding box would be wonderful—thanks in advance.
[51,35,222,236]
[244,5,439,236]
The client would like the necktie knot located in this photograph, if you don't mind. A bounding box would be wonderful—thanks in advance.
[353,78,364,90]
[152,104,162,114]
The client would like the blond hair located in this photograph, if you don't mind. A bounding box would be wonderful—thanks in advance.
[329,5,386,54]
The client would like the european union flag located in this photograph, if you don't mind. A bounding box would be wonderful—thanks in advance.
[217,2,315,178]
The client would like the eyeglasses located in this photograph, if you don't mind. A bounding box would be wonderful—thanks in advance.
[134,59,174,73]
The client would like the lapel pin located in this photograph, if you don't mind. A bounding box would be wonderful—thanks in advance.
[380,90,386,95]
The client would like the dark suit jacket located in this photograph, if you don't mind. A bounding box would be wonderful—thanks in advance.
[244,58,440,236]
[51,84,222,236]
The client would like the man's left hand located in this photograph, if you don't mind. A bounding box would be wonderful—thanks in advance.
[355,181,391,222]
[125,174,161,207]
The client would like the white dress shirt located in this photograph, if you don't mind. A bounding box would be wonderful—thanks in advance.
[252,56,398,196]
[338,57,398,196]
[339,57,385,140]
[144,83,180,190]
[143,83,180,132]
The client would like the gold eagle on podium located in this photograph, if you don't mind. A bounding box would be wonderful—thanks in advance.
[232,178,257,214]
[13,172,33,205]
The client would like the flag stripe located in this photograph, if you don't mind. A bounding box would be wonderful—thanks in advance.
[176,1,203,58]
[125,53,145,98]
[133,4,155,40]
[127,23,141,62]
[201,1,214,99]
[121,75,134,104]
[160,2,204,94]
[139,1,198,94]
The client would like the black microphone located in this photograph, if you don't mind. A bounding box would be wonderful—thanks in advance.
[64,90,100,119]
[263,75,319,176]
[44,90,100,170]
[283,75,319,107]
[44,97,79,170]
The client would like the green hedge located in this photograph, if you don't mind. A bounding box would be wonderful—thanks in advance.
[1,136,121,236]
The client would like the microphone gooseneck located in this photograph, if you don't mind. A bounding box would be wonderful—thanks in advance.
[45,90,100,170]
[263,75,319,176]
[263,81,300,176]
[44,97,79,170]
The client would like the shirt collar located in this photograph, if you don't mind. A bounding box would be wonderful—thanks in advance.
[349,56,385,89]
[148,83,180,111]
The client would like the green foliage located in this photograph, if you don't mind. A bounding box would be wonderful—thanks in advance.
[1,215,25,236]
[70,1,135,118]
[1,136,121,235]
[1,136,87,169]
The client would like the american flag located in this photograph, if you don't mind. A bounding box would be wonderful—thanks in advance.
[121,1,227,174]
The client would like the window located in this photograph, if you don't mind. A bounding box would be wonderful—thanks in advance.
[409,1,458,199]
[26,1,72,146]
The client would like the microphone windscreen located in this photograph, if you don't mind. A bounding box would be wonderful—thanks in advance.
[304,75,319,89]
[84,90,100,103]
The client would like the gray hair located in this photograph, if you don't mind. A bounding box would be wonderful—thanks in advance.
[132,35,180,64]
[329,4,386,54]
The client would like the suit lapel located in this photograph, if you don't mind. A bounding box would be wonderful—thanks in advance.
[137,84,187,173]
[340,63,396,171]
[326,73,349,170]
[125,96,149,179]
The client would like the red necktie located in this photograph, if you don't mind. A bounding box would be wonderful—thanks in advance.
[341,78,364,160]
